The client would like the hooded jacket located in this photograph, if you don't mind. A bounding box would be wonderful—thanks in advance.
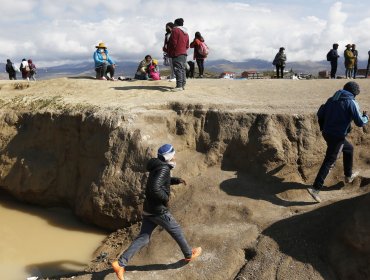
[167,26,189,58]
[143,158,182,215]
[318,89,368,138]
[93,49,115,68]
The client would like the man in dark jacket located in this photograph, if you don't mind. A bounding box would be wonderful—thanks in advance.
[5,59,17,80]
[327,43,340,79]
[308,82,368,202]
[167,18,189,92]
[112,144,202,280]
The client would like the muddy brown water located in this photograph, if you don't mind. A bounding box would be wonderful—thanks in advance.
[0,194,107,280]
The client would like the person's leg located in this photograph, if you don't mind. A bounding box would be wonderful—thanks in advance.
[313,135,345,190]
[107,64,115,79]
[151,212,192,258]
[117,216,158,267]
[199,59,204,76]
[353,64,357,79]
[95,66,104,79]
[366,61,370,78]
[281,67,285,78]
[196,59,202,77]
[169,58,175,79]
[172,55,186,89]
[276,66,279,78]
[330,61,337,78]
[342,139,354,177]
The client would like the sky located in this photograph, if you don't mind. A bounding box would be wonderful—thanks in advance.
[1,0,370,67]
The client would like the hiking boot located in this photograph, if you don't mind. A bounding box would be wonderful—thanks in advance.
[112,260,125,280]
[171,87,183,92]
[307,187,321,203]
[184,247,202,262]
[345,171,359,183]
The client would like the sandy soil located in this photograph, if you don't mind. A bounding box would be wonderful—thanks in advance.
[1,77,370,280]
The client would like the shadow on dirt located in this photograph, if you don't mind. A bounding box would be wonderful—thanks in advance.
[261,193,369,279]
[126,259,188,271]
[220,165,317,207]
[113,85,173,92]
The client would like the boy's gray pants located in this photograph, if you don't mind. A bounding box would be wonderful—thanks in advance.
[118,212,192,267]
[172,55,187,88]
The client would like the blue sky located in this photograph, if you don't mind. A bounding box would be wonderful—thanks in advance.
[1,0,369,66]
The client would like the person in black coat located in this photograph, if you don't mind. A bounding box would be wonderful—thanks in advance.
[111,144,202,280]
[327,43,340,79]
[5,59,17,80]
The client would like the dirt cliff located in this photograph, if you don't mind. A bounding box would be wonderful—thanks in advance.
[0,78,369,279]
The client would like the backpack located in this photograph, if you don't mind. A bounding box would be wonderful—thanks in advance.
[326,50,332,61]
[198,42,209,57]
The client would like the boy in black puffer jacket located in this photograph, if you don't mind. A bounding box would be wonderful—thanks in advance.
[112,144,202,280]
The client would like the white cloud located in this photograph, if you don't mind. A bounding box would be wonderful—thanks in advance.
[0,0,369,66]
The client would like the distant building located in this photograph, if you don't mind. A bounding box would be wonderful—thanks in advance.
[241,70,262,79]
[318,70,329,79]
[219,72,236,79]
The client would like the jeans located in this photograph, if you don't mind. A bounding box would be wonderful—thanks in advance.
[313,134,353,190]
[196,59,204,77]
[345,68,353,79]
[96,64,115,79]
[330,61,337,78]
[172,55,187,88]
[276,65,284,78]
[118,212,192,267]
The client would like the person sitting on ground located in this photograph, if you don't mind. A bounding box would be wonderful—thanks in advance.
[28,59,37,81]
[307,82,368,203]
[190,31,207,78]
[134,55,152,80]
[20,58,30,80]
[148,59,160,80]
[111,144,202,280]
[93,42,116,80]
[5,59,17,80]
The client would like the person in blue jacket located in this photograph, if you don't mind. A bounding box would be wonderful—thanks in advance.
[308,82,368,202]
[93,42,116,80]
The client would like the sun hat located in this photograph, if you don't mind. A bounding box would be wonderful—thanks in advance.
[96,42,107,49]
[158,144,175,161]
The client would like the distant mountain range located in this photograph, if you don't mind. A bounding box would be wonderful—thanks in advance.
[1,59,369,80]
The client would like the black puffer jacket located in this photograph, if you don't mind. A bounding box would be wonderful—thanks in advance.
[143,158,182,215]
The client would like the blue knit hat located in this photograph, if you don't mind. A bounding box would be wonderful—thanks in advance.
[158,144,175,161]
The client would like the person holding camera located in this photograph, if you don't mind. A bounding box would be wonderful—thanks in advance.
[308,82,368,202]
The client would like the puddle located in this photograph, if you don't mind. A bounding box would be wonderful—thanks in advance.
[0,193,107,280]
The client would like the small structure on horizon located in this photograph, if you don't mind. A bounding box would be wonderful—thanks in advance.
[241,70,262,79]
[219,72,236,79]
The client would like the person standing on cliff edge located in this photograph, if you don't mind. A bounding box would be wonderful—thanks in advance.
[111,144,202,280]
[307,82,368,203]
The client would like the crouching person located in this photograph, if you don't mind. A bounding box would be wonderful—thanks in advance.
[93,42,116,80]
[112,144,202,280]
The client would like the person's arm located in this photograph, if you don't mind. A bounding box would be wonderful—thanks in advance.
[350,100,368,127]
[93,51,104,65]
[190,38,197,48]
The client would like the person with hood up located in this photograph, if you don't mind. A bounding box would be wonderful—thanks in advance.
[190,31,207,78]
[167,18,189,91]
[5,59,17,80]
[93,42,116,80]
[307,82,368,202]
[111,144,202,280]
[273,47,287,78]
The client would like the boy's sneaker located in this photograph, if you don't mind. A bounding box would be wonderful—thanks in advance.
[307,187,321,203]
[184,247,202,262]
[345,171,359,183]
[111,261,125,280]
